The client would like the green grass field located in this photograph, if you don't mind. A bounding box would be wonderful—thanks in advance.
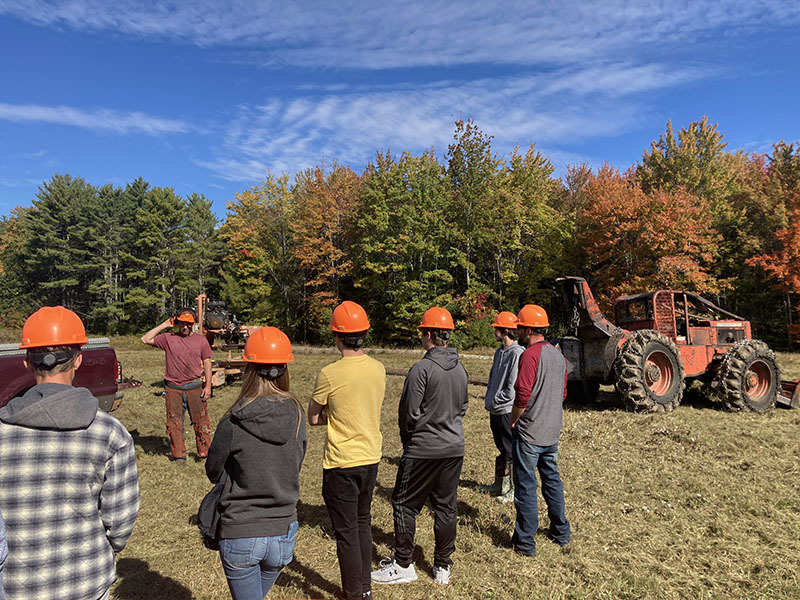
[106,345,800,600]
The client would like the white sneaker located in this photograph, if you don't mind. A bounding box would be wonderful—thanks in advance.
[433,565,451,585]
[371,559,418,584]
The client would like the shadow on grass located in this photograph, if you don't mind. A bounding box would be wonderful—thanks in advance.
[281,556,342,599]
[114,557,192,599]
[129,429,170,456]
[564,389,627,412]
[295,501,432,585]
[457,499,513,548]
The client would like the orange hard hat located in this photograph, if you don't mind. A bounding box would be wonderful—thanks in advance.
[242,327,294,364]
[516,304,549,328]
[19,306,89,349]
[491,311,518,329]
[175,309,196,324]
[330,301,370,333]
[419,307,455,330]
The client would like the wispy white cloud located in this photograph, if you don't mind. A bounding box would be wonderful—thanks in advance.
[1,1,798,69]
[0,103,192,135]
[0,177,43,188]
[198,62,704,182]
[22,149,47,159]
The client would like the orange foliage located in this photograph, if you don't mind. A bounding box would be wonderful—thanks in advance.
[292,164,362,315]
[575,165,719,306]
[747,190,800,293]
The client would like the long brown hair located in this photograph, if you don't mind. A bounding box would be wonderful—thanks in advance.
[229,364,304,438]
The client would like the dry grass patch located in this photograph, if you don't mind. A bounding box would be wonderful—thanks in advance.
[109,344,800,599]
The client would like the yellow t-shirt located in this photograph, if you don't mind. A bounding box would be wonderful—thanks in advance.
[312,354,385,469]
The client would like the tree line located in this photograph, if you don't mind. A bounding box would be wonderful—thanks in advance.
[1,118,798,348]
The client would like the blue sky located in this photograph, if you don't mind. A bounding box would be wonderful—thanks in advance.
[1,0,799,217]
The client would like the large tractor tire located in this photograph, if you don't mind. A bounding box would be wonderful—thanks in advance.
[614,330,685,412]
[716,340,780,412]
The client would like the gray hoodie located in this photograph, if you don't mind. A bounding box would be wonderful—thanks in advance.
[399,347,469,459]
[0,383,99,429]
[484,341,524,415]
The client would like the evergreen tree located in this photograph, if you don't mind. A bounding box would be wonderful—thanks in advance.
[185,192,223,298]
[22,174,97,311]
[124,187,188,323]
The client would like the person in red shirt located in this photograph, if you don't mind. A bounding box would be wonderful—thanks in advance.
[141,308,213,463]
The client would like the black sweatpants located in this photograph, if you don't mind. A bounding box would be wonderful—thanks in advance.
[391,455,464,569]
[489,412,513,462]
[322,463,379,600]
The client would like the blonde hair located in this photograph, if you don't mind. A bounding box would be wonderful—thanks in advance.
[229,364,304,437]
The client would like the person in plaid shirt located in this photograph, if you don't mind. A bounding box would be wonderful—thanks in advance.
[0,509,7,600]
[0,307,140,600]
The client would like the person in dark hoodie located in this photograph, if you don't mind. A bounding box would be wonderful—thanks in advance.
[0,306,140,600]
[206,326,306,600]
[371,307,468,587]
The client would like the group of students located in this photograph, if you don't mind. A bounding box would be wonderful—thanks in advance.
[199,300,570,600]
[0,298,570,600]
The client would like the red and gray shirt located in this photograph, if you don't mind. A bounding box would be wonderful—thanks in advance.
[153,333,213,385]
[513,341,568,447]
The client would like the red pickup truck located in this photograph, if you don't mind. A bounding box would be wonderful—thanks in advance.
[0,337,141,412]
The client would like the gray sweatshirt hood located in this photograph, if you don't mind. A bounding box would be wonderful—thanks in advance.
[424,346,460,370]
[232,395,301,445]
[0,383,98,430]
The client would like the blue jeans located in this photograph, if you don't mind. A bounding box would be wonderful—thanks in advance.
[511,436,570,555]
[219,521,298,599]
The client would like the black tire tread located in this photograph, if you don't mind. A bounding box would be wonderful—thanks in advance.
[717,339,779,412]
[614,329,685,413]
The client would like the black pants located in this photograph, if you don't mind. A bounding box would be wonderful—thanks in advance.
[391,456,463,569]
[489,412,513,462]
[322,463,378,600]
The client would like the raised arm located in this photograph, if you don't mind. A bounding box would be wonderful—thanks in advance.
[141,318,173,346]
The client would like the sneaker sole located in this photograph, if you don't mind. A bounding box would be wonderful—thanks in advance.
[372,575,418,585]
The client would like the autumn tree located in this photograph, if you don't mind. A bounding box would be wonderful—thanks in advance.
[221,174,303,329]
[291,164,361,340]
[576,165,719,307]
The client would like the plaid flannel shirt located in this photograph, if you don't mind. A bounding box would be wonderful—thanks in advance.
[0,408,139,600]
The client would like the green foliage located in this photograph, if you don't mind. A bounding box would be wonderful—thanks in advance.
[1,120,797,347]
[449,315,495,350]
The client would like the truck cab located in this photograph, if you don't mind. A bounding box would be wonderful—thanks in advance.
[0,338,140,411]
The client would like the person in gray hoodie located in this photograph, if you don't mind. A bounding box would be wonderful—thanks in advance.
[481,311,525,503]
[0,306,139,600]
[372,307,468,587]
[206,327,306,600]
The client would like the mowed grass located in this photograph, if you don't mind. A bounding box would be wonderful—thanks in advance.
[106,346,800,600]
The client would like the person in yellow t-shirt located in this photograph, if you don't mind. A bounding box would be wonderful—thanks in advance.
[308,301,385,600]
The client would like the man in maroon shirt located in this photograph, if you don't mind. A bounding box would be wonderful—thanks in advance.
[510,304,570,557]
[141,309,213,462]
